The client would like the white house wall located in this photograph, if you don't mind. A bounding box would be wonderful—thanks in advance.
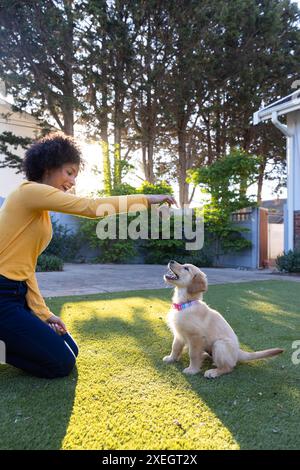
[268,223,284,260]
[288,111,300,211]
[0,98,41,197]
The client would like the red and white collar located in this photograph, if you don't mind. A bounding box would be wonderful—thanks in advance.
[172,300,199,311]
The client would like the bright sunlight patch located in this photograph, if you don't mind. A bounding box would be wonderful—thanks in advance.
[0,281,299,450]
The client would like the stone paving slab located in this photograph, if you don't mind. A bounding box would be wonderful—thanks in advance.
[36,263,300,298]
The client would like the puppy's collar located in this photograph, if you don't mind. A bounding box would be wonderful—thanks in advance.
[172,300,199,311]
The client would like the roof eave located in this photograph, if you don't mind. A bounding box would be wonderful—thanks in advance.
[253,98,300,125]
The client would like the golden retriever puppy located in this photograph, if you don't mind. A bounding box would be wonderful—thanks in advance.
[163,260,283,378]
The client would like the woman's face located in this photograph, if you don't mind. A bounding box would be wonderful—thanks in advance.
[42,163,79,192]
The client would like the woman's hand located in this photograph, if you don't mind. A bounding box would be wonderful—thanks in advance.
[47,314,67,335]
[146,194,178,207]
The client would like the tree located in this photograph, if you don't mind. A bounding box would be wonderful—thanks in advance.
[0,0,81,135]
[188,148,262,258]
[128,0,170,184]
[79,0,142,194]
[0,131,31,172]
[1,0,299,205]
[192,0,300,200]
[155,0,211,206]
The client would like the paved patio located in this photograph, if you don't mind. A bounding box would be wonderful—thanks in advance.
[36,263,300,298]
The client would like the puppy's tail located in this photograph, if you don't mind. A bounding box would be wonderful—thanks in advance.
[238,348,284,362]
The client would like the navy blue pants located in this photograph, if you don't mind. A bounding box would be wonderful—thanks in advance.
[0,275,78,379]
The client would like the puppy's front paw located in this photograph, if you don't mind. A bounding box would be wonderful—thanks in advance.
[204,368,220,379]
[163,355,176,363]
[183,366,200,375]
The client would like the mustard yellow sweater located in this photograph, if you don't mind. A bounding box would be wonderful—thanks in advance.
[0,181,149,321]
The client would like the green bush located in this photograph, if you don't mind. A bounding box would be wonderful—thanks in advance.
[142,240,213,266]
[36,254,64,272]
[276,250,300,273]
[79,214,138,263]
[174,251,214,267]
[141,238,187,264]
[136,181,173,195]
[141,210,213,266]
[79,181,175,264]
[187,148,259,259]
[79,181,216,266]
[43,219,84,261]
[141,234,214,266]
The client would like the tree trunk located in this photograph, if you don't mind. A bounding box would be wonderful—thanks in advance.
[62,78,74,136]
[215,91,221,158]
[178,128,189,207]
[101,122,111,195]
[257,158,267,204]
[205,115,213,164]
[100,29,111,195]
[147,137,155,183]
[113,92,122,187]
[61,0,74,136]
[101,85,111,195]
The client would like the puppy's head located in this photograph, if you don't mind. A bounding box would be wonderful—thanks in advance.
[164,260,208,298]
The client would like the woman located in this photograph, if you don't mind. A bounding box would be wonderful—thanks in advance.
[0,132,176,379]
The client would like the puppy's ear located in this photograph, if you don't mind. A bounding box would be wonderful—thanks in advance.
[187,272,208,295]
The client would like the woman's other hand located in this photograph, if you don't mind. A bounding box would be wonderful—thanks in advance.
[47,314,67,335]
[146,194,178,207]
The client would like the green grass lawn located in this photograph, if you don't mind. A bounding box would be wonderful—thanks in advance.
[0,280,299,450]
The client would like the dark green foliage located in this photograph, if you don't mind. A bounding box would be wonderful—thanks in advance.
[36,254,63,272]
[140,209,213,266]
[141,237,213,267]
[43,219,84,262]
[79,181,203,264]
[80,214,137,263]
[188,149,259,259]
[0,131,32,172]
[0,0,79,135]
[188,149,261,213]
[141,232,187,265]
[276,250,300,273]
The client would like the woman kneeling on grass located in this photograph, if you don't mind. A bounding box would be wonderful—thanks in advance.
[0,132,176,379]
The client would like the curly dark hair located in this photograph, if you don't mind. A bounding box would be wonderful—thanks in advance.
[23,132,84,182]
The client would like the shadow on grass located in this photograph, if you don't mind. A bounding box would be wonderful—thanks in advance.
[0,339,78,450]
[72,281,300,450]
